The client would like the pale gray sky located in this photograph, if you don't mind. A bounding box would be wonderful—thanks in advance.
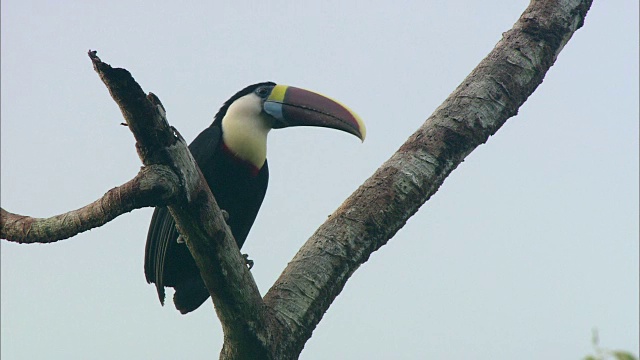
[2,1,638,359]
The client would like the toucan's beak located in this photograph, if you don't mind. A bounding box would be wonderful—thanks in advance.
[263,85,366,141]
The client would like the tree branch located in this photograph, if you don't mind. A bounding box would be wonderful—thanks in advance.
[88,52,272,357]
[1,0,594,358]
[1,165,179,244]
[263,0,594,356]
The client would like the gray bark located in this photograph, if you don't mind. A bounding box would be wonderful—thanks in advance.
[0,0,593,359]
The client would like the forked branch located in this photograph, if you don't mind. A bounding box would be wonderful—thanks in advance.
[0,1,594,359]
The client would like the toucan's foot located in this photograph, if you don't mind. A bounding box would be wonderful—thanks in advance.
[177,235,185,244]
[221,209,230,222]
[242,254,254,270]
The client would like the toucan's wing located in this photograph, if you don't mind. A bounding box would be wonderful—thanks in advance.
[144,125,222,304]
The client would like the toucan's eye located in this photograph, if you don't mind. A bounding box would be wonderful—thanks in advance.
[255,86,270,99]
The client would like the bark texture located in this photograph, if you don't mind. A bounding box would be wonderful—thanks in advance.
[262,0,594,357]
[89,52,273,357]
[1,165,179,243]
[0,1,593,359]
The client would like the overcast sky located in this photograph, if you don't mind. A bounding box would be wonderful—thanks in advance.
[2,1,638,359]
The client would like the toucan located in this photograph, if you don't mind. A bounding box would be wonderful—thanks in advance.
[144,82,365,314]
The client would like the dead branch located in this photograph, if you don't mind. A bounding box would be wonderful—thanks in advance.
[88,52,271,357]
[1,165,179,243]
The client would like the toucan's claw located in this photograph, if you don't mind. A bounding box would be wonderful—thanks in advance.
[242,254,254,270]
[221,209,230,222]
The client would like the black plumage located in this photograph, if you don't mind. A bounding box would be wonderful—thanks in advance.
[144,82,273,314]
[144,81,365,314]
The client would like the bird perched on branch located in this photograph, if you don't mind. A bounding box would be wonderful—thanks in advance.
[144,82,365,314]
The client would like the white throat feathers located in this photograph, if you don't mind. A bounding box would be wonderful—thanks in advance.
[221,93,272,169]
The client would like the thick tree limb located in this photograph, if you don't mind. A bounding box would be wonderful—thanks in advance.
[1,165,179,243]
[262,0,594,356]
[88,52,272,357]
